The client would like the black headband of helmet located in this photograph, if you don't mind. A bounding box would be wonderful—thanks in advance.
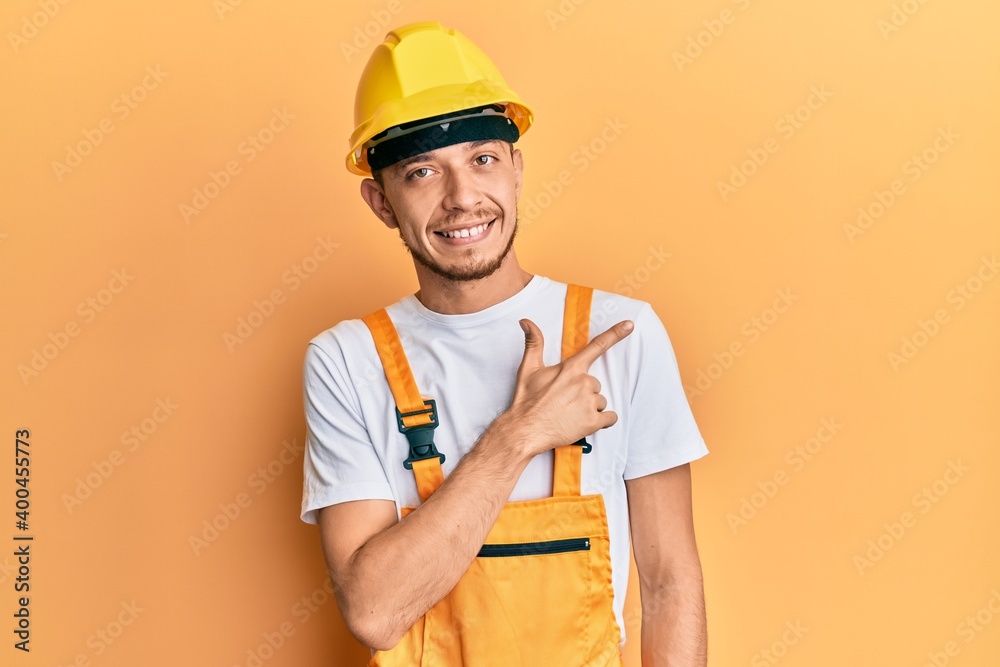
[366,103,520,173]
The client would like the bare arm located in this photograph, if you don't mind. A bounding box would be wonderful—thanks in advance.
[318,318,635,650]
[626,463,707,666]
[320,411,535,650]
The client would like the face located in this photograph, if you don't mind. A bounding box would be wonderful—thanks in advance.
[363,140,523,283]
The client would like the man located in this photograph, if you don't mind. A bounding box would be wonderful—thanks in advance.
[300,21,709,666]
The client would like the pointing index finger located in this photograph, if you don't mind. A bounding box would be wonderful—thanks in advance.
[566,319,634,369]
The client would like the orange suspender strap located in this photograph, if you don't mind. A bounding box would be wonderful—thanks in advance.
[361,309,445,503]
[553,284,594,498]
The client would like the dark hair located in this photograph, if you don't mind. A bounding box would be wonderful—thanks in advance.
[372,142,515,189]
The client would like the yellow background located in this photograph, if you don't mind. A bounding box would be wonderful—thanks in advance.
[2,0,998,665]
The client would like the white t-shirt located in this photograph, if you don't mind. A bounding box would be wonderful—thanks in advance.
[300,273,709,647]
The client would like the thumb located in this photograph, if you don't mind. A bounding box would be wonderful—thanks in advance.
[516,318,545,376]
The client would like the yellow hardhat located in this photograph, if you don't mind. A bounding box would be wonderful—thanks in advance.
[346,21,534,176]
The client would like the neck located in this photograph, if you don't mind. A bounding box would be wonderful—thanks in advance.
[412,254,534,315]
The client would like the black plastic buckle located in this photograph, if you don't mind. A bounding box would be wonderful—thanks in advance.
[573,437,592,454]
[396,399,446,470]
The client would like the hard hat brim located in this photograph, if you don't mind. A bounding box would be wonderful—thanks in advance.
[346,80,533,177]
[366,104,520,173]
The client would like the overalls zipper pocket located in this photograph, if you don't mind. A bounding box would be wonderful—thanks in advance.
[476,537,590,558]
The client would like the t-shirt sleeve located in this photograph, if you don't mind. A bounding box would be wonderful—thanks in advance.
[622,302,709,480]
[300,337,394,525]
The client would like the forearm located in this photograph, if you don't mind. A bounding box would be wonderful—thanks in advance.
[640,574,707,667]
[345,410,535,649]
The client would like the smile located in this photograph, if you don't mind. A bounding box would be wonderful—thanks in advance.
[434,219,495,241]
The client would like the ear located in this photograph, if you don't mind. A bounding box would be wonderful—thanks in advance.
[360,178,399,230]
[512,147,524,201]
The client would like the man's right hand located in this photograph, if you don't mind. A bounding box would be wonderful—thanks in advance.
[506,317,634,458]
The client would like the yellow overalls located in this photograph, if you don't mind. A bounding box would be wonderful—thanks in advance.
[360,284,624,666]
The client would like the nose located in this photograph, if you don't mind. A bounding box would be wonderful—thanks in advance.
[441,167,484,212]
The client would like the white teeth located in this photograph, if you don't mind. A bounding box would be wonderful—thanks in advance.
[441,221,490,238]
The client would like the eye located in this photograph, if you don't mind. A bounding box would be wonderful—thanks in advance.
[407,167,431,180]
[474,154,496,166]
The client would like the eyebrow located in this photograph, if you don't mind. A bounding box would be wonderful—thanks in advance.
[391,139,504,176]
